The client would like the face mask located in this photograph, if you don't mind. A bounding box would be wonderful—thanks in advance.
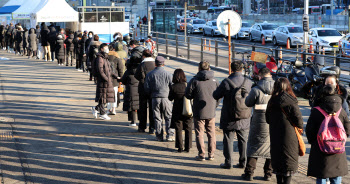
[323,84,336,95]
[104,48,109,54]
[89,35,92,38]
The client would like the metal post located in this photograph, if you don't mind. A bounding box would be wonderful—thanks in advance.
[176,35,178,57]
[228,19,231,74]
[184,2,187,43]
[215,40,218,67]
[187,36,190,60]
[268,0,270,15]
[133,28,136,40]
[148,3,151,36]
[166,34,168,54]
[336,54,341,67]
[303,0,309,58]
[201,38,204,62]
[296,44,299,57]
[333,48,336,65]
[232,41,235,65]
[252,45,255,51]
[156,32,159,52]
[348,5,350,33]
[275,47,279,60]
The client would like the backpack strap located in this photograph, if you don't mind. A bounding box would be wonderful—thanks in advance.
[226,76,247,90]
[314,106,342,117]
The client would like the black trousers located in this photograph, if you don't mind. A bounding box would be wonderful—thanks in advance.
[174,118,193,150]
[28,50,37,57]
[138,94,154,130]
[58,59,64,65]
[277,175,292,184]
[223,129,248,166]
[76,56,82,69]
[244,157,272,176]
[95,98,106,115]
[128,111,137,123]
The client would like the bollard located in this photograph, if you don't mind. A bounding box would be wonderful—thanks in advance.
[310,40,314,60]
[279,47,282,59]
[262,36,266,45]
[286,39,290,49]
[336,54,341,67]
[204,38,206,50]
[296,44,299,58]
[333,49,336,65]
[215,40,218,67]
[166,34,168,54]
[323,46,325,55]
[209,40,211,51]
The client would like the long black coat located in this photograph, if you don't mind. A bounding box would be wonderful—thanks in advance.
[48,27,57,52]
[64,34,74,52]
[28,29,38,51]
[121,64,139,111]
[40,25,50,46]
[169,82,193,127]
[266,92,304,174]
[55,36,65,60]
[95,52,115,104]
[108,51,124,87]
[306,94,350,178]
[23,29,28,49]
[15,30,24,51]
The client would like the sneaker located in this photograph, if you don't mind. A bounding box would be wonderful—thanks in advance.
[195,156,205,161]
[44,59,47,62]
[78,69,83,72]
[28,56,30,59]
[220,163,231,169]
[91,107,98,119]
[207,156,214,161]
[138,129,146,133]
[99,114,111,120]
[166,137,175,142]
[241,173,254,181]
[129,123,136,126]
[263,175,272,181]
[108,110,116,115]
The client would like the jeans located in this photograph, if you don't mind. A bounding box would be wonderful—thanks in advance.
[152,98,174,139]
[316,177,342,184]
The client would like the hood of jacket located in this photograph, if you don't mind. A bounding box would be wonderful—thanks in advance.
[29,28,35,34]
[115,42,124,51]
[196,70,214,81]
[257,77,275,95]
[278,91,298,108]
[50,27,56,33]
[319,94,343,114]
[108,50,119,58]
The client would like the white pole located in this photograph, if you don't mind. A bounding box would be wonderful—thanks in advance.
[303,0,309,53]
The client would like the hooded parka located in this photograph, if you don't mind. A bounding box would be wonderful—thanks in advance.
[95,52,115,104]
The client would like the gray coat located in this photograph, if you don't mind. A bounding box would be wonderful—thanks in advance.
[186,70,219,119]
[144,67,172,98]
[28,29,38,51]
[213,72,252,130]
[245,77,274,158]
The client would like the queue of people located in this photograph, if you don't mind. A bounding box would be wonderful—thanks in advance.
[2,22,349,184]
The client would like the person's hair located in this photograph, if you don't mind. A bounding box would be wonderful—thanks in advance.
[108,44,114,51]
[129,39,139,46]
[231,61,243,72]
[142,49,152,58]
[36,25,40,29]
[258,67,271,77]
[323,75,342,95]
[271,77,296,99]
[148,35,152,39]
[17,23,21,26]
[100,43,108,50]
[172,69,187,83]
[199,61,210,71]
[94,34,99,41]
[88,31,94,35]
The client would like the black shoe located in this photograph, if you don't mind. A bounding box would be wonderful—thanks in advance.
[263,174,272,181]
[138,129,145,133]
[195,156,205,161]
[155,136,163,142]
[220,163,231,169]
[235,163,245,169]
[241,173,254,181]
[177,148,183,153]
[184,148,190,153]
[149,128,155,135]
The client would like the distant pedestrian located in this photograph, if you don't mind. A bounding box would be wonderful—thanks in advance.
[40,24,50,61]
[79,31,88,72]
[114,42,127,65]
[186,61,219,161]
[266,77,303,184]
[107,44,124,115]
[87,35,102,80]
[91,43,115,120]
[48,26,57,62]
[169,69,193,153]
[213,60,252,167]
[55,35,65,65]
[15,26,24,56]
[142,16,147,24]
[144,56,174,141]
[64,33,74,66]
[35,25,41,59]
[28,28,38,59]
[135,49,155,133]
[306,75,350,184]
[0,25,6,50]
[75,33,83,71]
[121,56,140,126]
[6,23,14,52]
[242,67,274,181]
[23,27,29,56]
[128,39,144,58]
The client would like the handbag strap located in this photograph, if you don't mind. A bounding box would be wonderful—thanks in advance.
[281,107,303,134]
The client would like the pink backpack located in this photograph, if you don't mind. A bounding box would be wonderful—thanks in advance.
[315,106,347,154]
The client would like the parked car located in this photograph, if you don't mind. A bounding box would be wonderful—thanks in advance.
[249,22,278,42]
[233,22,251,39]
[308,28,343,51]
[177,18,192,32]
[272,24,303,47]
[187,19,206,34]
[338,34,350,56]
[203,20,221,37]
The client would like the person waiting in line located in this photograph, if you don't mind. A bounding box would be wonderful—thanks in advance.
[28,28,38,59]
[15,25,24,56]
[86,35,102,81]
[64,33,74,66]
[55,35,65,66]
[169,69,193,153]
[40,24,51,61]
[48,26,57,62]
[266,77,303,184]
[306,75,350,184]
[242,67,274,181]
[91,43,116,120]
[186,61,219,161]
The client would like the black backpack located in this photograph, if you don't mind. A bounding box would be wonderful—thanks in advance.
[226,77,251,119]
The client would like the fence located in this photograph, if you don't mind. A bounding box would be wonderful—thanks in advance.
[152,32,350,83]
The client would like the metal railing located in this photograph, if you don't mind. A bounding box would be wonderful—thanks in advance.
[152,31,350,83]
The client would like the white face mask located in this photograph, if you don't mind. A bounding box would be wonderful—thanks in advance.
[89,35,93,38]
[104,47,109,54]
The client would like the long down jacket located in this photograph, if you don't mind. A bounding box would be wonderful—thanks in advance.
[306,94,350,178]
[266,91,304,175]
[28,29,38,51]
[55,36,65,60]
[245,77,274,158]
[95,52,115,104]
[121,62,139,111]
[48,27,57,52]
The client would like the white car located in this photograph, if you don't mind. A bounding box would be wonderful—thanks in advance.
[233,22,251,39]
[249,22,278,42]
[272,24,303,47]
[187,19,206,34]
[202,20,221,37]
[308,28,343,51]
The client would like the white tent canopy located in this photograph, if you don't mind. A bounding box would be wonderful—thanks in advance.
[12,0,41,20]
[2,0,24,6]
[30,0,78,27]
